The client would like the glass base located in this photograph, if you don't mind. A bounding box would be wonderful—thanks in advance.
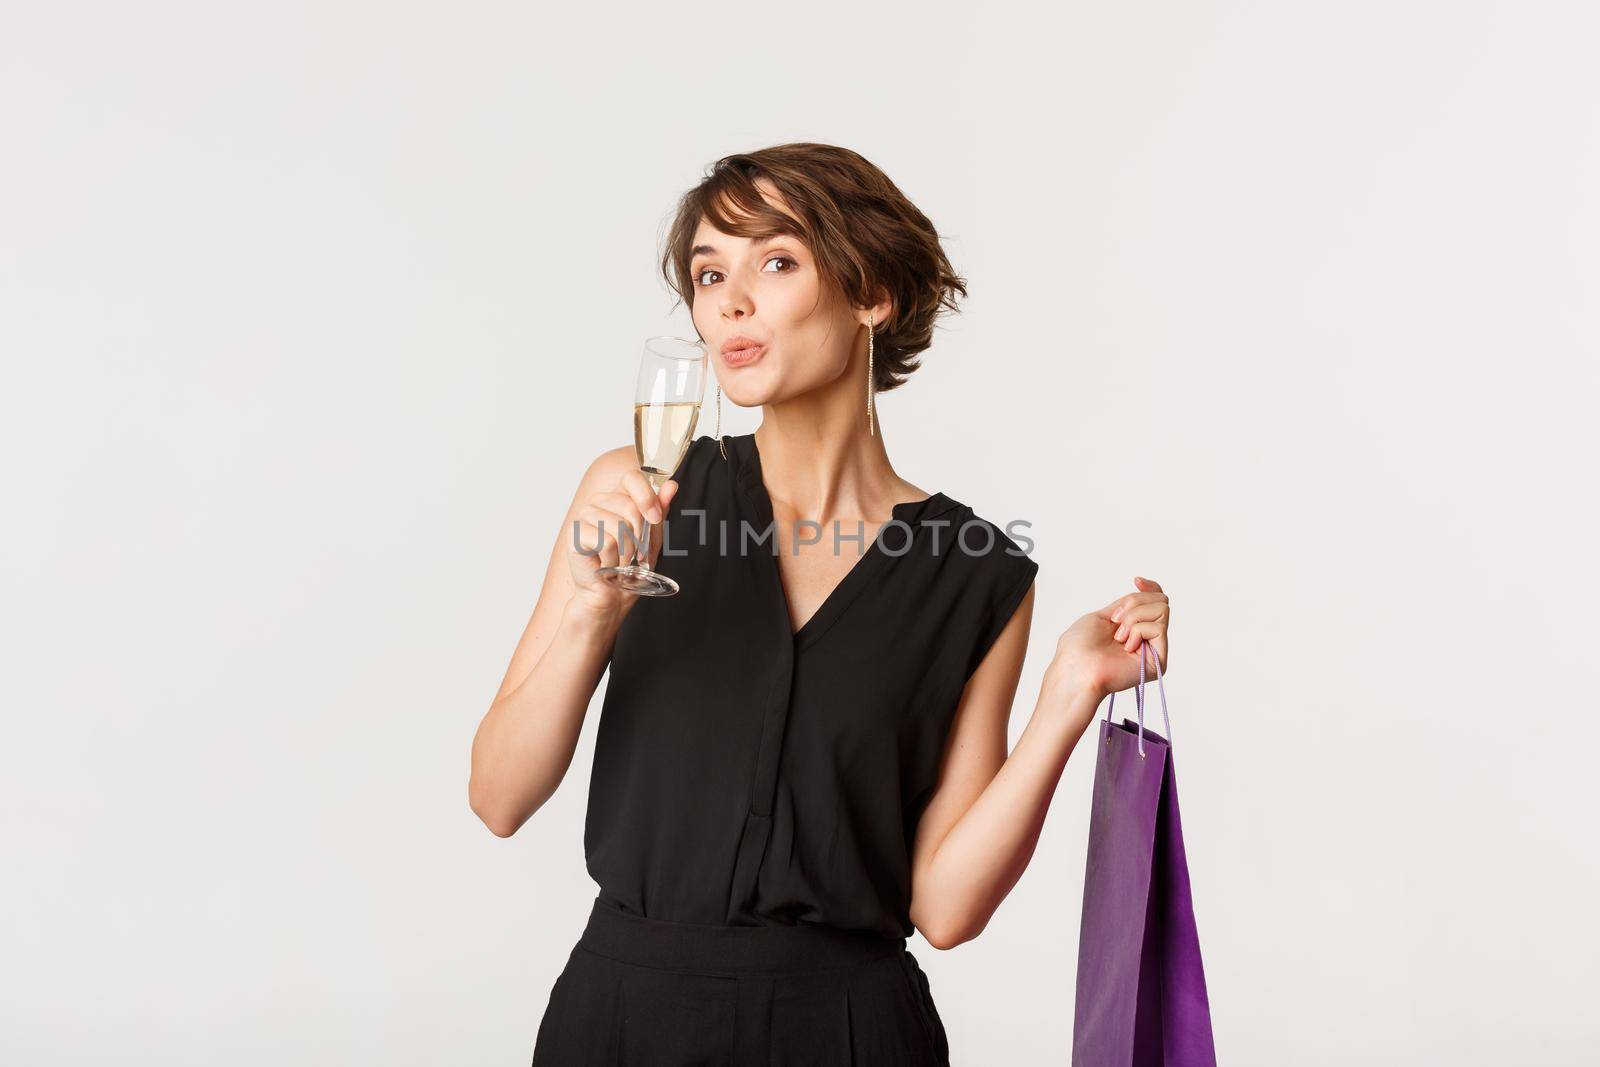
[595,564,679,596]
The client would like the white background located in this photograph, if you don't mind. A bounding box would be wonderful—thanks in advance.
[3,1,1596,1063]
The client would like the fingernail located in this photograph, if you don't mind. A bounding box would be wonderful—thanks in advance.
[1115,624,1126,640]
[1111,608,1122,622]
[648,507,662,523]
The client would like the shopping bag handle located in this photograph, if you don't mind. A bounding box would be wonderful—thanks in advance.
[1102,641,1171,760]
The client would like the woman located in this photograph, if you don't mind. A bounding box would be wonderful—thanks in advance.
[469,143,1171,1066]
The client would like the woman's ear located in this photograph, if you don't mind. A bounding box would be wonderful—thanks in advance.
[864,288,895,331]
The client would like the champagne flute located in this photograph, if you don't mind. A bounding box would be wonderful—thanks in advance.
[596,336,707,596]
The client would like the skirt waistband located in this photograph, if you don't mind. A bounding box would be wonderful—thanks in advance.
[577,895,907,976]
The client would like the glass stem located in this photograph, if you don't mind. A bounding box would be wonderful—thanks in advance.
[636,515,652,567]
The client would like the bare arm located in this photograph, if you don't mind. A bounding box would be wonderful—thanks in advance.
[467,444,678,838]
[906,578,1172,948]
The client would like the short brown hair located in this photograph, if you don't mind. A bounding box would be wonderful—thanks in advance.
[660,142,968,394]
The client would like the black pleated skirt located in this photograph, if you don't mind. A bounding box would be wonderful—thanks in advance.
[531,896,951,1066]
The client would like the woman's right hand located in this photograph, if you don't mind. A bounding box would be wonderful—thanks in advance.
[566,468,680,621]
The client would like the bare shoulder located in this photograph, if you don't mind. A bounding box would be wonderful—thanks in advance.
[583,442,639,485]
[566,442,641,507]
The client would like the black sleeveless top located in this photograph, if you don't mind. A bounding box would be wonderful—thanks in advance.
[583,432,1039,939]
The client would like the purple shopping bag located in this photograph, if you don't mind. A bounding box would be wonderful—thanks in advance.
[1072,642,1216,1066]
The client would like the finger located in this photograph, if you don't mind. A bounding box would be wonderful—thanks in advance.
[1113,600,1170,643]
[1134,575,1164,594]
[1097,590,1143,619]
[641,481,681,569]
[1109,590,1169,624]
[573,518,621,570]
[1120,601,1171,633]
[658,478,680,512]
[568,515,602,559]
[1123,619,1165,654]
[580,505,644,562]
[590,494,649,551]
[1130,632,1169,673]
[582,517,624,569]
[619,467,667,524]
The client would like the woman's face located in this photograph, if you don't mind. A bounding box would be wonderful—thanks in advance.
[688,185,862,409]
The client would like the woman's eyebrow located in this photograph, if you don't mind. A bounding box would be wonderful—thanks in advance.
[691,233,801,260]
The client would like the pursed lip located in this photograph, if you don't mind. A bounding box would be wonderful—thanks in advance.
[719,335,767,366]
[720,334,765,355]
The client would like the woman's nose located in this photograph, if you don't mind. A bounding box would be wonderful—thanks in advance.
[719,280,752,320]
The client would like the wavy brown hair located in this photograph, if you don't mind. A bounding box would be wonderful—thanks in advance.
[660,142,968,394]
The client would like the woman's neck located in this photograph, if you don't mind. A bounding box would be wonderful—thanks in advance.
[751,411,925,525]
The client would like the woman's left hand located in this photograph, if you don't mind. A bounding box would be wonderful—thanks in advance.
[1046,576,1170,709]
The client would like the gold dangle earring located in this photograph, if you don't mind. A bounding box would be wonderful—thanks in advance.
[715,383,728,460]
[866,311,877,437]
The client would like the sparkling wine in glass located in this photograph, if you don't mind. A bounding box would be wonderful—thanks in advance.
[596,336,707,596]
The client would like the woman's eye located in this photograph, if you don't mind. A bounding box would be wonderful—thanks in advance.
[694,255,796,287]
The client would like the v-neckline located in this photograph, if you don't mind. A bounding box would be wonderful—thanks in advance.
[729,432,952,647]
